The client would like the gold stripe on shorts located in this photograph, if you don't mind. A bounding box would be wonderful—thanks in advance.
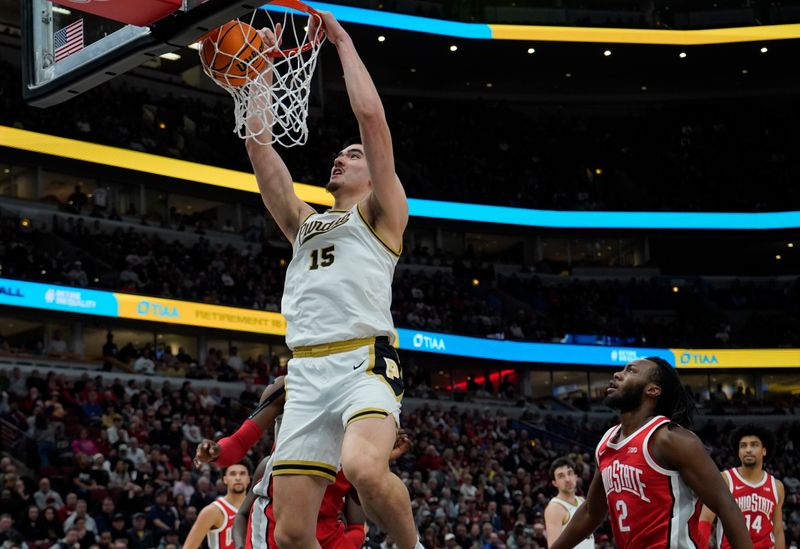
[346,408,389,426]
[292,337,375,358]
[272,460,337,482]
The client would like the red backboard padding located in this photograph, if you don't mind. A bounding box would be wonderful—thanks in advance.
[51,0,182,27]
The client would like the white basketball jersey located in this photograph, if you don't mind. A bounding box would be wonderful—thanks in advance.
[282,205,399,349]
[550,496,595,549]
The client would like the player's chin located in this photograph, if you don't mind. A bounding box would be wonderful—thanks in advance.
[325,180,341,192]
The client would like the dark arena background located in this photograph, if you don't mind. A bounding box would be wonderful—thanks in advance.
[1,1,800,548]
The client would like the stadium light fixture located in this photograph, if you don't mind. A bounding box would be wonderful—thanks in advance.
[378,35,386,42]
[789,243,795,248]
[604,49,612,56]
[679,51,687,58]
[527,47,535,54]
[760,46,768,53]
[449,44,458,51]
[775,254,782,260]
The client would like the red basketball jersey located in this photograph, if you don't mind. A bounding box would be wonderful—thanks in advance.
[597,415,702,549]
[207,496,238,549]
[718,468,779,549]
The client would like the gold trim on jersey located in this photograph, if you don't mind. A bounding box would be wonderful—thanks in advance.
[356,204,402,257]
[292,336,376,358]
[346,408,390,426]
[272,460,337,482]
[326,209,349,213]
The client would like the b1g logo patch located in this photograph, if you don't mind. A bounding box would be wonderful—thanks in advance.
[371,343,404,398]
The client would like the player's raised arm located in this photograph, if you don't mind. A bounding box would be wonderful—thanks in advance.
[317,11,408,250]
[194,377,285,468]
[651,425,753,549]
[549,470,607,549]
[245,25,314,243]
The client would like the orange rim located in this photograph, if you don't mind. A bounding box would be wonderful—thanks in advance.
[263,0,325,58]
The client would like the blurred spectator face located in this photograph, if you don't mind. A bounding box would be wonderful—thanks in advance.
[27,506,38,521]
[100,531,112,545]
[76,500,88,515]
[0,515,12,530]
[102,498,114,514]
[43,507,56,521]
[39,477,51,492]
[133,515,146,530]
[65,528,80,544]
[66,493,78,508]
[113,541,128,549]
[185,506,198,521]
[482,522,493,537]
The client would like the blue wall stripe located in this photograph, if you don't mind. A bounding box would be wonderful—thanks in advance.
[407,199,800,229]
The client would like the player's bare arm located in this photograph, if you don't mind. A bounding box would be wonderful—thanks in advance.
[318,11,408,251]
[233,457,269,549]
[549,470,607,549]
[699,471,731,523]
[245,24,314,244]
[650,425,753,549]
[183,502,225,549]
[544,501,569,545]
[194,377,286,467]
[774,479,786,549]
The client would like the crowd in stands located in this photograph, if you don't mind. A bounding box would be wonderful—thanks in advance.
[2,213,798,350]
[2,368,800,549]
[2,60,800,213]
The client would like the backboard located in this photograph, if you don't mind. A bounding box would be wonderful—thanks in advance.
[22,0,263,107]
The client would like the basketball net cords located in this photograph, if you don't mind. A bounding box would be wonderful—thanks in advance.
[199,7,325,148]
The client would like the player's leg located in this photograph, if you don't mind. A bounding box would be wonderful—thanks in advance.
[272,475,327,549]
[272,357,342,549]
[341,415,418,549]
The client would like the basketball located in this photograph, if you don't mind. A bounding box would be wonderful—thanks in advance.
[201,20,268,87]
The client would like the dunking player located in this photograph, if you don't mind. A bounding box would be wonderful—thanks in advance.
[193,378,411,549]
[183,462,251,549]
[246,10,417,549]
[544,457,594,549]
[698,424,785,549]
[550,358,753,549]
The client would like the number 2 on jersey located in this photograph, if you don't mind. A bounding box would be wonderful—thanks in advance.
[616,500,631,532]
[309,245,335,270]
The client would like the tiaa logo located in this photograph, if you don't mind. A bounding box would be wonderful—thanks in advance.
[680,352,719,365]
[136,300,180,319]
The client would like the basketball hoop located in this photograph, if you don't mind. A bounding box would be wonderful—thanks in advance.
[199,0,325,148]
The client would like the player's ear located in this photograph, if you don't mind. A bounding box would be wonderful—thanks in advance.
[645,383,662,398]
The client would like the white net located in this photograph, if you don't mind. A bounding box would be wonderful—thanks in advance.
[198,0,325,147]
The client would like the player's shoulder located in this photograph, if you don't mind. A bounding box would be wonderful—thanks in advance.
[544,498,569,516]
[649,421,704,464]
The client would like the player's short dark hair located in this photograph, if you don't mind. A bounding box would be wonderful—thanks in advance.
[646,356,696,428]
[729,424,776,461]
[549,457,576,481]
[223,459,252,475]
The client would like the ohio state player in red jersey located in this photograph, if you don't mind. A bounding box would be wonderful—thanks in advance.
[550,357,753,549]
[699,425,785,549]
[183,463,251,549]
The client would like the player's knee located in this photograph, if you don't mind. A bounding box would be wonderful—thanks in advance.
[343,455,387,500]
[274,521,315,549]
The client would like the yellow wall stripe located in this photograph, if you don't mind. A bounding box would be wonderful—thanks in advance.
[0,126,334,206]
[489,22,800,45]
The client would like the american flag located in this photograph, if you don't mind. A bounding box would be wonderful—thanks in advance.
[54,19,84,62]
